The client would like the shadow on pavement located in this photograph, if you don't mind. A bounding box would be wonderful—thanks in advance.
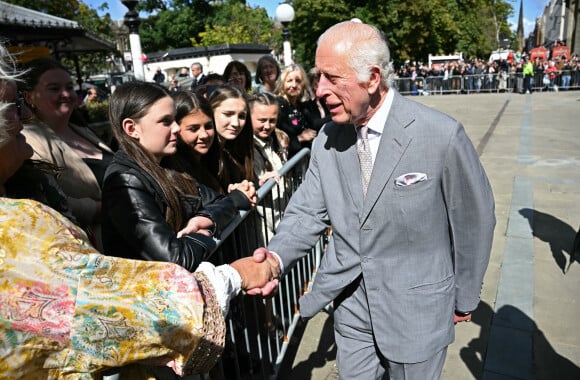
[459,301,494,378]
[519,208,578,273]
[277,313,337,380]
[461,302,580,379]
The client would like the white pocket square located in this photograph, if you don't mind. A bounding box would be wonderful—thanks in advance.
[395,172,428,186]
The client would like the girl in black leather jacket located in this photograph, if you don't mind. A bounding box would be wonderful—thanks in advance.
[102,82,254,271]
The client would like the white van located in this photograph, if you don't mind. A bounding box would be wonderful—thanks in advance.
[428,53,463,68]
[488,49,514,63]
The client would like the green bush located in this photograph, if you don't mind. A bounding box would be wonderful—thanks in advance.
[84,100,110,123]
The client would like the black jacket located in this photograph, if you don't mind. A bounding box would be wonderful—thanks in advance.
[102,150,247,271]
[277,97,330,157]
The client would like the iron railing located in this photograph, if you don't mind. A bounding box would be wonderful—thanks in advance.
[392,70,580,96]
[207,148,324,380]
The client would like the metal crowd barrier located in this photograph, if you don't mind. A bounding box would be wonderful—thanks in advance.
[392,70,580,96]
[205,148,324,380]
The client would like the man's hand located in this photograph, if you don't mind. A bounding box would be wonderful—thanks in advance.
[453,311,472,324]
[230,248,280,295]
[243,247,280,297]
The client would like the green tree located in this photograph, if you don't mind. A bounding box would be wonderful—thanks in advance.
[137,0,213,51]
[195,0,275,46]
[291,0,350,69]
[139,8,210,51]
[137,0,276,53]
[4,0,114,37]
[3,0,80,20]
[290,0,515,68]
[3,0,118,79]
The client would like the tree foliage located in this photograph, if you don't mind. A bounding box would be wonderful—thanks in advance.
[5,0,517,76]
[291,0,516,68]
[139,6,211,51]
[195,1,275,46]
[3,0,81,20]
[3,0,113,38]
[3,0,116,79]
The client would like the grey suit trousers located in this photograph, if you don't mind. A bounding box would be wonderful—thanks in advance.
[333,277,447,380]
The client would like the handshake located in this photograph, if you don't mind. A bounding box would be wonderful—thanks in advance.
[230,247,281,297]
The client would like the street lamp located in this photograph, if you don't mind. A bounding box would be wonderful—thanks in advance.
[122,0,145,80]
[275,3,295,67]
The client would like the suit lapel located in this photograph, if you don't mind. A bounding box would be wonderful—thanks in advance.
[362,92,414,221]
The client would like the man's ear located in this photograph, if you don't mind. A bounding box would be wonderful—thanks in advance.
[122,118,139,139]
[367,66,382,94]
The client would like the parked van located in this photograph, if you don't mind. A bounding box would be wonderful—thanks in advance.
[428,52,463,68]
[488,49,514,63]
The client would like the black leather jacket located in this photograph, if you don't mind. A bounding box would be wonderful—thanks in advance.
[102,150,248,271]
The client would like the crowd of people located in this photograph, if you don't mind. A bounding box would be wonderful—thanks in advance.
[0,45,289,377]
[1,19,499,380]
[394,52,580,95]
[0,39,331,377]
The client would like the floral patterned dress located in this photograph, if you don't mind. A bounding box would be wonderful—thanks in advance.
[0,198,225,379]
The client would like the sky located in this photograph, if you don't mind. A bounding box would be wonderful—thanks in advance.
[89,0,547,37]
[85,0,278,20]
[508,0,549,37]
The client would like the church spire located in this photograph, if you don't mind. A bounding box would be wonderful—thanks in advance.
[516,0,525,51]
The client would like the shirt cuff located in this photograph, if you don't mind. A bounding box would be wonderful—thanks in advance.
[270,251,284,274]
[197,262,242,316]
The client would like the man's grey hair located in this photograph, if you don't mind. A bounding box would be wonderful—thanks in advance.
[0,45,21,148]
[318,21,395,89]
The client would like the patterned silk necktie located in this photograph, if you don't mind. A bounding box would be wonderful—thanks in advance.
[357,125,372,195]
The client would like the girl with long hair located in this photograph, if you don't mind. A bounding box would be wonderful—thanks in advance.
[206,85,255,192]
[163,90,255,206]
[103,82,250,271]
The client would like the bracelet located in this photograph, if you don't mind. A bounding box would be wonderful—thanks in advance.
[455,310,472,317]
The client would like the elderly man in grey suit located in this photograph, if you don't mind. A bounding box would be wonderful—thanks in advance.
[262,21,495,379]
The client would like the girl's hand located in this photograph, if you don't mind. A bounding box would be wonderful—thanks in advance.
[228,180,257,206]
[259,171,280,187]
[176,216,214,238]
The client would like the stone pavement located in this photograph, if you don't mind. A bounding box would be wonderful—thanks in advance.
[277,91,580,380]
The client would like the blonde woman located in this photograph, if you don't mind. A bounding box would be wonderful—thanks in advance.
[275,64,318,157]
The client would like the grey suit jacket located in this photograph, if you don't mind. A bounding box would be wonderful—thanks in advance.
[268,90,495,363]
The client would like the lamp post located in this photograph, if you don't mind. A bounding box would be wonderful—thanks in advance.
[275,3,295,67]
[122,0,145,80]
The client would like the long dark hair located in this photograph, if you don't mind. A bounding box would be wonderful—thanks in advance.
[163,90,223,193]
[109,81,197,230]
[207,85,254,191]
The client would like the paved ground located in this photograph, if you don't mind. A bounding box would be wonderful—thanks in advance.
[277,90,580,380]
